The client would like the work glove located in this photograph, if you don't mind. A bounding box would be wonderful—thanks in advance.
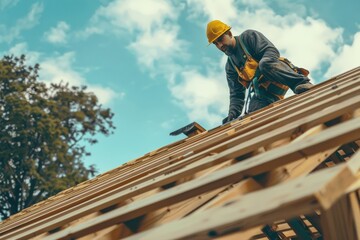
[222,110,238,124]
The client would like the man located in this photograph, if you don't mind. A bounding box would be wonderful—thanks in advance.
[206,20,313,124]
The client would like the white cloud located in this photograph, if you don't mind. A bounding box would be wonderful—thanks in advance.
[231,8,343,75]
[87,85,124,104]
[170,69,228,125]
[83,0,187,76]
[44,21,70,44]
[82,0,234,125]
[0,0,19,10]
[80,0,352,126]
[5,43,120,105]
[0,2,43,43]
[127,25,188,70]
[77,26,103,39]
[81,0,181,38]
[187,1,343,76]
[186,0,238,25]
[92,0,178,32]
[271,0,307,17]
[39,52,120,105]
[325,31,360,77]
[39,52,84,85]
[6,42,41,64]
[177,0,349,125]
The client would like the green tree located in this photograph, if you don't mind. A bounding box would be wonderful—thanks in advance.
[0,55,115,220]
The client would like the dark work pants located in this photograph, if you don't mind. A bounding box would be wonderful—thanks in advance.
[247,56,311,113]
[258,57,311,92]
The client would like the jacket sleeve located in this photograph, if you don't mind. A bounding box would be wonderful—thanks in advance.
[240,29,280,61]
[225,60,246,117]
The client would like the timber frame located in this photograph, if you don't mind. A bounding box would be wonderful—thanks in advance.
[1,67,360,240]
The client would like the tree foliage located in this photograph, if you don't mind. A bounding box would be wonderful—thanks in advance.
[0,55,115,220]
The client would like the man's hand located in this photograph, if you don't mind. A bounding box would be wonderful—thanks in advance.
[222,111,238,124]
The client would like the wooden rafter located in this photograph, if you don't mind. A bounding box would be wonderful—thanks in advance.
[0,67,360,240]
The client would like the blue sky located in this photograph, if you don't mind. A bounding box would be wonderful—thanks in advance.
[1,0,359,174]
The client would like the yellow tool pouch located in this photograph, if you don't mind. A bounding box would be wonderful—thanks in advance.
[235,57,258,85]
[229,37,308,101]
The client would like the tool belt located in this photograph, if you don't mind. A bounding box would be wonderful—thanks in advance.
[228,37,309,101]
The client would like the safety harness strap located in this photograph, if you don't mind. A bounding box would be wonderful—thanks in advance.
[228,37,289,100]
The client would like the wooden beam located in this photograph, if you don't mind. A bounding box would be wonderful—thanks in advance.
[347,149,360,174]
[321,194,359,240]
[192,178,263,213]
[349,191,360,238]
[5,104,360,240]
[77,225,123,240]
[320,156,360,240]
[34,116,360,240]
[213,226,267,240]
[2,69,360,239]
[122,165,355,240]
[129,161,233,233]
[1,70,359,236]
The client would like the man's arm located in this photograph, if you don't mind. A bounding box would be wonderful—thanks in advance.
[223,60,246,123]
[240,29,280,61]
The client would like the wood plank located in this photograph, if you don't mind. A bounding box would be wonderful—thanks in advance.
[190,178,264,240]
[246,67,360,121]
[131,161,233,233]
[77,225,122,240]
[1,69,358,236]
[214,125,331,238]
[320,158,360,240]
[257,146,339,187]
[347,150,360,174]
[32,116,360,240]
[241,126,337,238]
[321,195,357,240]
[193,178,263,213]
[2,69,359,234]
[213,226,265,240]
[349,191,360,239]
[4,69,358,226]
[134,187,226,233]
[122,165,355,240]
[4,99,360,240]
[206,143,337,239]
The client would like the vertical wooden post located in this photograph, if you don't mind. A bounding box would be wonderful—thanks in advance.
[321,192,360,240]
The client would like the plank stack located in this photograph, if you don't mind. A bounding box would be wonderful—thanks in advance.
[1,67,360,240]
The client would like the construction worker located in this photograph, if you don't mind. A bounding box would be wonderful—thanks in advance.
[206,20,313,124]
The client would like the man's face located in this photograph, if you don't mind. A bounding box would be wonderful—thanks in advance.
[213,32,234,56]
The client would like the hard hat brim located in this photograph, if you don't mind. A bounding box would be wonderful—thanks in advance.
[207,27,231,46]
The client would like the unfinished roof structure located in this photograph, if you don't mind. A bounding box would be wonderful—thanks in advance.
[1,67,360,240]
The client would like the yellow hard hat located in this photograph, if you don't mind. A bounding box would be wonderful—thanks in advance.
[206,20,231,44]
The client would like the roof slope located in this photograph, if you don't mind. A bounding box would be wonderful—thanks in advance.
[1,67,360,240]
